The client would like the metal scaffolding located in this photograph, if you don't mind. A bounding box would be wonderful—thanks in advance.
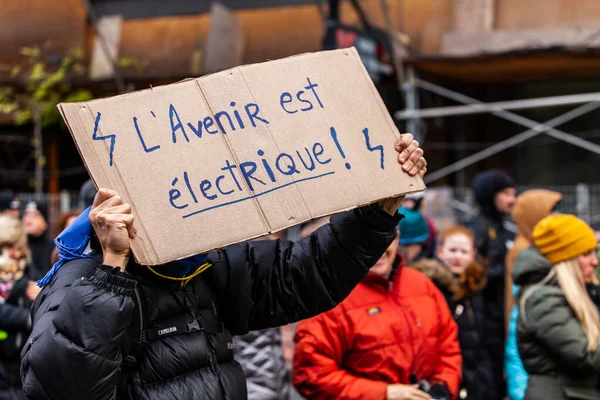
[396,65,600,185]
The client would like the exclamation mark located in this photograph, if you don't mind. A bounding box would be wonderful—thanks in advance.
[330,127,351,170]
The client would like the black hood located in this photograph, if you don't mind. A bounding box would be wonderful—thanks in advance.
[472,170,514,220]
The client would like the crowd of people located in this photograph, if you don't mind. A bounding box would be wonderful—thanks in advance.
[0,185,91,399]
[0,137,599,399]
[243,168,600,400]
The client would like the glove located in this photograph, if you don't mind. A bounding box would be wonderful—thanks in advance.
[428,383,450,400]
[410,374,432,393]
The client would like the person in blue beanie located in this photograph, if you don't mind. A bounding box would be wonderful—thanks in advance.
[398,207,430,264]
[21,135,427,400]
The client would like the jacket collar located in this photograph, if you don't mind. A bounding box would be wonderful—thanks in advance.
[361,255,404,293]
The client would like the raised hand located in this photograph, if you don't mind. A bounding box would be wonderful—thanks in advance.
[89,188,136,271]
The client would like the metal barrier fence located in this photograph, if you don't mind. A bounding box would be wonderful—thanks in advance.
[13,184,600,237]
[423,184,600,234]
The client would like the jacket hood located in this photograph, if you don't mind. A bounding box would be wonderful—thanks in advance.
[512,189,562,242]
[512,246,552,285]
[408,258,455,291]
[410,258,487,299]
[472,170,514,219]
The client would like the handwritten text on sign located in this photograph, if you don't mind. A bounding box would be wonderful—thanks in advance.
[60,48,425,265]
[92,77,386,218]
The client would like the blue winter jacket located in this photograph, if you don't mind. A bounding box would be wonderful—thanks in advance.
[505,284,528,400]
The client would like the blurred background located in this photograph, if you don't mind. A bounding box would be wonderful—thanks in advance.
[1,0,600,231]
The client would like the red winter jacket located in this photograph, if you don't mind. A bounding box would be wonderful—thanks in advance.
[293,257,462,400]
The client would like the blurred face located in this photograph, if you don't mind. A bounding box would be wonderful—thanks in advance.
[578,251,599,283]
[1,243,24,261]
[3,209,19,219]
[22,210,47,237]
[370,235,398,279]
[494,187,517,215]
[401,199,416,210]
[402,243,423,264]
[437,233,476,275]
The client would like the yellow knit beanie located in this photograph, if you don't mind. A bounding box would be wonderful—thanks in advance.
[533,214,598,264]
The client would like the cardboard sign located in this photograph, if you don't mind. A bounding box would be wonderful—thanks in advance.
[59,48,425,265]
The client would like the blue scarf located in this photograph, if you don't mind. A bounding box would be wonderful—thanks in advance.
[38,207,206,286]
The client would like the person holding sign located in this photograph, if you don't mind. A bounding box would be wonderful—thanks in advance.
[20,135,426,400]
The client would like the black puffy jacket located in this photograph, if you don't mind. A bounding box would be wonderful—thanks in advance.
[21,205,399,400]
[467,214,513,400]
[410,259,495,400]
[0,277,34,400]
[448,290,495,400]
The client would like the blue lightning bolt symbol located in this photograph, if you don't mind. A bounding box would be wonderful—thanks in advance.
[362,128,384,170]
[92,112,116,167]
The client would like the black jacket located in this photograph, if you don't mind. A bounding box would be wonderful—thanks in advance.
[21,205,399,400]
[0,278,33,400]
[447,290,495,400]
[586,283,600,313]
[0,303,29,334]
[0,263,39,336]
[467,215,514,328]
[410,259,495,400]
[467,214,513,400]
[27,233,54,276]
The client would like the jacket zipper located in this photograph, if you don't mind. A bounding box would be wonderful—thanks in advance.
[183,287,220,375]
[127,286,145,400]
[466,299,475,325]
[133,286,145,343]
[387,285,423,376]
[183,286,217,372]
[466,298,478,341]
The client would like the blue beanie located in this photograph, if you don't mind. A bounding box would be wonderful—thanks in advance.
[398,207,429,246]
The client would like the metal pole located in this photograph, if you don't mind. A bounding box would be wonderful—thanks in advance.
[84,0,126,93]
[395,91,600,120]
[577,183,591,223]
[416,79,600,156]
[403,66,422,142]
[424,101,600,184]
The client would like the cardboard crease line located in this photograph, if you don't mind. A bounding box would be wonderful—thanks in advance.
[192,74,270,233]
[236,68,314,228]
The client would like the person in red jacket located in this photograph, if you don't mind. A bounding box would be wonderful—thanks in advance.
[293,232,462,400]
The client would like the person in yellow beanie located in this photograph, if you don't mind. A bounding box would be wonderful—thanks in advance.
[513,214,600,400]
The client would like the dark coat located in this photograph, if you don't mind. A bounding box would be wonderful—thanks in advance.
[410,259,495,400]
[20,205,399,400]
[586,283,600,313]
[468,213,514,400]
[468,215,514,329]
[513,247,600,400]
[0,278,33,400]
[27,233,54,275]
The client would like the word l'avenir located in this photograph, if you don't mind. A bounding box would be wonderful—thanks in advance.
[132,77,325,153]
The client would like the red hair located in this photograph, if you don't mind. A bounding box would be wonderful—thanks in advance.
[439,225,486,300]
[440,225,475,246]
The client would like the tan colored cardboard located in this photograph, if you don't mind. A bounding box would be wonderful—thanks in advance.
[59,47,425,265]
